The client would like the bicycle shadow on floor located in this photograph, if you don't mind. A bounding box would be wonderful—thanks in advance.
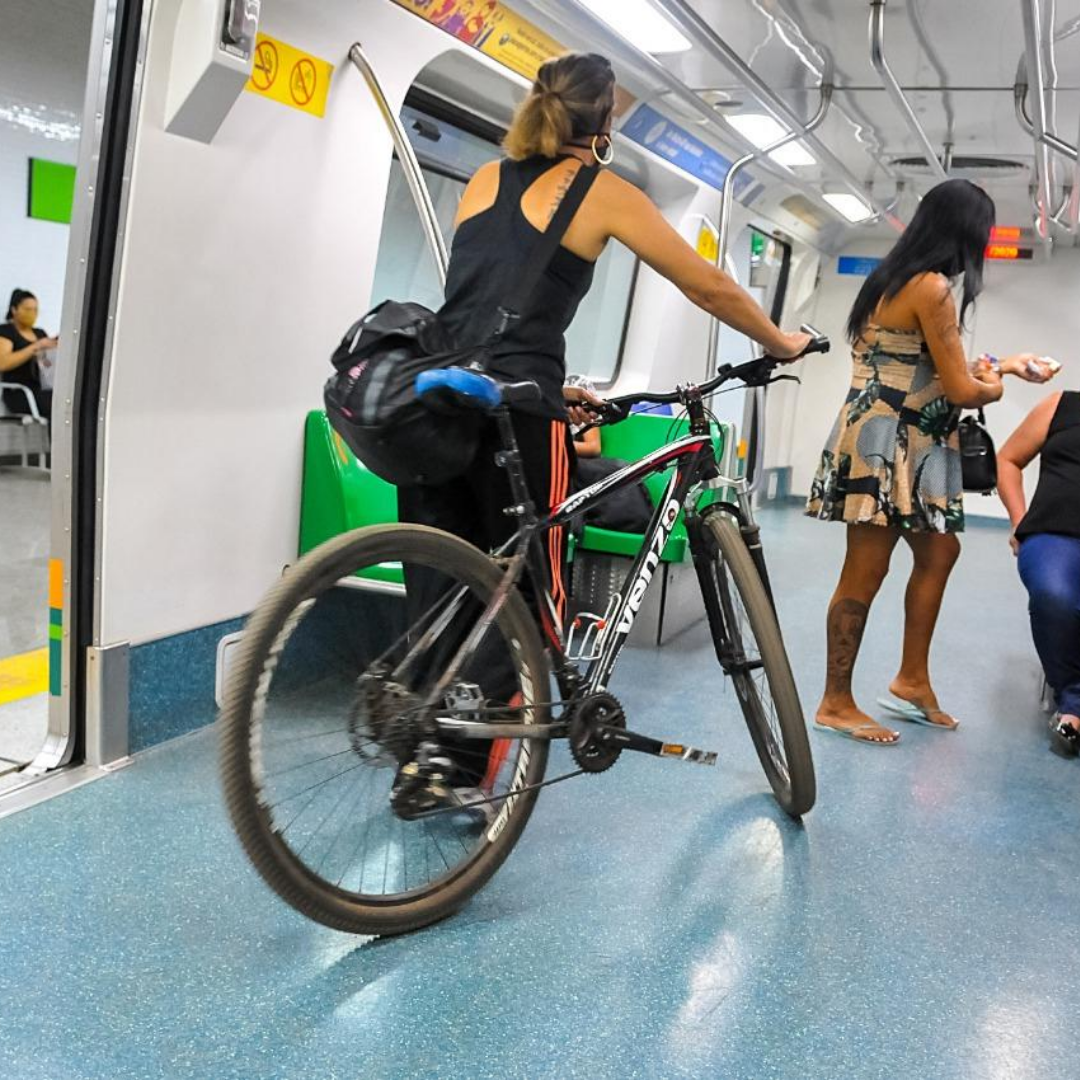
[655,790,813,926]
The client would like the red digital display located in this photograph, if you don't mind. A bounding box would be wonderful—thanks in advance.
[985,244,1034,261]
[990,226,1022,242]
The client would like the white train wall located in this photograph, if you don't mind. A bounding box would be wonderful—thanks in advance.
[78,0,896,756]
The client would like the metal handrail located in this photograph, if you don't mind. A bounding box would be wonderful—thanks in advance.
[0,382,44,422]
[1015,79,1078,159]
[349,43,449,285]
[652,0,895,224]
[869,0,948,181]
[703,82,831,391]
[1018,0,1076,241]
[717,85,833,271]
[553,0,867,225]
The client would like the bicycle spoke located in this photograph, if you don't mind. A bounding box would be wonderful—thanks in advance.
[227,526,551,921]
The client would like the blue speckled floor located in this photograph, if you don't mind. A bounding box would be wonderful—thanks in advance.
[1,507,1077,1080]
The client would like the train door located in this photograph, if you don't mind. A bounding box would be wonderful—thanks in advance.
[0,0,94,797]
[0,0,143,809]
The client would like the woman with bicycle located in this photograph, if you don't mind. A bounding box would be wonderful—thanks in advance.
[808,180,1052,745]
[393,51,813,812]
[222,52,820,936]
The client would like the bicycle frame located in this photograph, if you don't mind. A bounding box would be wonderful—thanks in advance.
[463,404,762,705]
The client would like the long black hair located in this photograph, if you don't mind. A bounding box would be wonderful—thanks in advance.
[6,288,36,321]
[846,179,995,342]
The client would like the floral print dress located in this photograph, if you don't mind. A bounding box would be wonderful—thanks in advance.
[806,325,964,534]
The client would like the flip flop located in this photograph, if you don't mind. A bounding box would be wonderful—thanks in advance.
[877,696,959,730]
[814,721,900,746]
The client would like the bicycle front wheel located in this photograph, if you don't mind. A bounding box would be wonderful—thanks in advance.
[698,513,815,816]
[220,524,551,936]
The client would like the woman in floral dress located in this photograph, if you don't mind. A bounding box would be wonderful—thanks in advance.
[807,180,1052,745]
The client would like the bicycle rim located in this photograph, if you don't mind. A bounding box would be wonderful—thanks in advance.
[220,524,550,935]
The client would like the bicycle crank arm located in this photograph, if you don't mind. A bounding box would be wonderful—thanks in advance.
[434,718,567,741]
[597,726,718,766]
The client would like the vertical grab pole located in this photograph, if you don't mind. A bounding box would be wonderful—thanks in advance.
[349,42,449,285]
[709,84,833,380]
[710,86,832,496]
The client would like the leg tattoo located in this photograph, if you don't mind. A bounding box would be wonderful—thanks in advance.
[826,598,869,697]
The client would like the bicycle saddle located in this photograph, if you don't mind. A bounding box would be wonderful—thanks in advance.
[416,367,541,412]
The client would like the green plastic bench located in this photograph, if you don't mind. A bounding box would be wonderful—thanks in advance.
[299,411,403,585]
[579,412,730,562]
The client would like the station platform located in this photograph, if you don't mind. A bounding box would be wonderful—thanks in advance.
[0,507,1075,1080]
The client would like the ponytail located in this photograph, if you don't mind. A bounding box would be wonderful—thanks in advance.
[6,289,35,321]
[503,52,615,160]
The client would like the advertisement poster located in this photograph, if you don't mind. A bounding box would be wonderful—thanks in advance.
[391,0,566,80]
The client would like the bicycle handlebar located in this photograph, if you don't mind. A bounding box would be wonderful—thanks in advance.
[593,324,830,426]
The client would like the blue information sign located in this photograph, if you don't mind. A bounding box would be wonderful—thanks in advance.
[619,104,754,196]
[837,256,883,276]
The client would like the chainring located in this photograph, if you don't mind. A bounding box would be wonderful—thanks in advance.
[569,691,626,774]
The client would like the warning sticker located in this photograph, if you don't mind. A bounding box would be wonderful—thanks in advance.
[696,224,719,264]
[244,33,333,118]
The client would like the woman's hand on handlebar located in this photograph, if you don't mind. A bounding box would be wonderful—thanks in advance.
[767,330,814,363]
[564,384,607,426]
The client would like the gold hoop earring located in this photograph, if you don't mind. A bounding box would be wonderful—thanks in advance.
[591,134,614,166]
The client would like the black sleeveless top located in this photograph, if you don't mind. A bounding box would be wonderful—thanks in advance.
[1016,391,1080,541]
[0,324,47,390]
[438,156,596,419]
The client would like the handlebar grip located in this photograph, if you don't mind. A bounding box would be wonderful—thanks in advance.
[799,323,830,356]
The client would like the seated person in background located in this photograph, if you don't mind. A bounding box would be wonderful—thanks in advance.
[573,423,602,459]
[998,388,1080,758]
[567,374,651,534]
[0,289,57,424]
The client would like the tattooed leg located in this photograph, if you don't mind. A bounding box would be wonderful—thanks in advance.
[825,599,869,701]
[815,525,902,744]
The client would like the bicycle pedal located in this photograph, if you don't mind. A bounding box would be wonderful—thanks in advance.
[659,743,717,766]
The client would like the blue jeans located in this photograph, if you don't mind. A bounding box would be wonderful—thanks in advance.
[1018,533,1080,717]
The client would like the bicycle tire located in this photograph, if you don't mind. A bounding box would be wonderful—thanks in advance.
[700,513,816,816]
[220,524,551,936]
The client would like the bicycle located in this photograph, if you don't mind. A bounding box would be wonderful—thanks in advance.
[220,326,830,935]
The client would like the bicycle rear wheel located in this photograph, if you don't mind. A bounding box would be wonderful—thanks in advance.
[220,524,550,936]
[697,513,815,816]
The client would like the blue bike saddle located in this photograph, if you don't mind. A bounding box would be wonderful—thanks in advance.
[416,367,540,411]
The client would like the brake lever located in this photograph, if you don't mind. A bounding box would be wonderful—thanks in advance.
[576,400,629,434]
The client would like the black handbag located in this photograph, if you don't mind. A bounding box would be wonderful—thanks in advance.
[959,408,997,494]
[324,164,599,488]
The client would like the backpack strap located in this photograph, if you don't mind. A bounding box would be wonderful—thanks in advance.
[489,162,600,341]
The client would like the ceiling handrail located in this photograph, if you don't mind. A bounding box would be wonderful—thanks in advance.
[1018,0,1077,241]
[869,0,948,182]
[552,0,895,229]
[652,0,896,224]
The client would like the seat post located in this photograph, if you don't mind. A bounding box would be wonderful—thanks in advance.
[492,406,537,525]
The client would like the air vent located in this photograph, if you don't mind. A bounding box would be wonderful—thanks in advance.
[891,155,1028,176]
[780,194,830,230]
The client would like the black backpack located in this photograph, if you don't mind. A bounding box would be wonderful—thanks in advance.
[324,164,598,488]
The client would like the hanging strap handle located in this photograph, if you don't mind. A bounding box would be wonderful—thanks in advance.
[490,163,600,341]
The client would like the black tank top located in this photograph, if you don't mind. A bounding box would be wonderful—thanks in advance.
[438,156,596,418]
[1016,391,1080,540]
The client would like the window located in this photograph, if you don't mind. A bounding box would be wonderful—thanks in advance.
[369,101,637,386]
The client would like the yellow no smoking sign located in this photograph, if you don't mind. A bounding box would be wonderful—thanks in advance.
[245,33,333,118]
